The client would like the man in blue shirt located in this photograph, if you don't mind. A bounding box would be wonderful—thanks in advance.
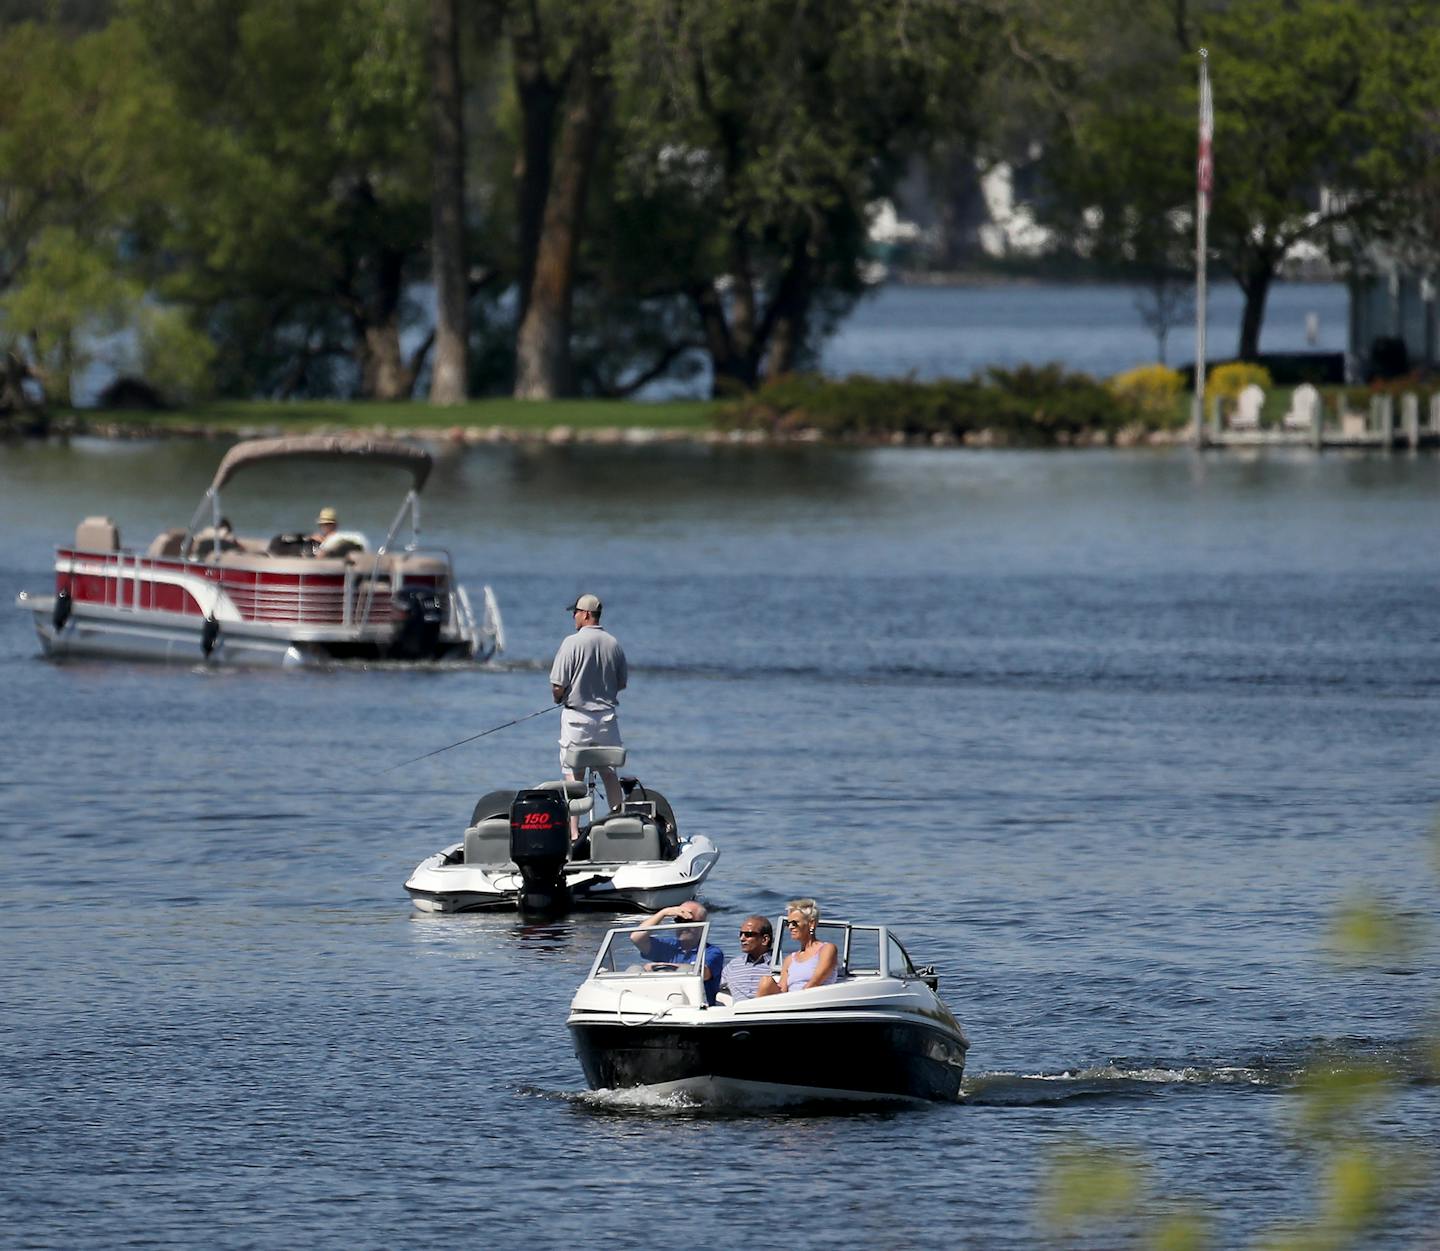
[630,901,725,1005]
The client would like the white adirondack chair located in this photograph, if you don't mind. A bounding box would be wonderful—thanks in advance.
[1281,383,1319,433]
[1230,384,1265,431]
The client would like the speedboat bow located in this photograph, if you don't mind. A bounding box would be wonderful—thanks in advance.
[567,916,969,1104]
[404,746,719,916]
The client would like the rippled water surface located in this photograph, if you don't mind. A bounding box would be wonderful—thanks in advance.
[2,436,1438,1249]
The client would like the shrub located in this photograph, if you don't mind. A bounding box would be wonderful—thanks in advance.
[718,366,1142,443]
[985,364,1134,440]
[1107,364,1184,425]
[1207,361,1273,405]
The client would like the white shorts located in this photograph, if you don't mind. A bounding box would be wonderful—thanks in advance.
[558,707,621,748]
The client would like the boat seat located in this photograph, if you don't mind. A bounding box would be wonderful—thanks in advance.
[463,817,515,868]
[538,778,592,815]
[75,516,120,552]
[563,744,627,771]
[188,527,244,559]
[146,528,186,558]
[587,814,661,862]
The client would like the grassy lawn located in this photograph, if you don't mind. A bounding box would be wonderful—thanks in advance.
[85,397,723,433]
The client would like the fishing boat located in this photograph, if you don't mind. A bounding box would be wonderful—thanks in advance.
[567,916,969,1104]
[15,434,502,666]
[404,746,719,916]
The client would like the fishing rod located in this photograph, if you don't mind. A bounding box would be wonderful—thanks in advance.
[381,704,559,774]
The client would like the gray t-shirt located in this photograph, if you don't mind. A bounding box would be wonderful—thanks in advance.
[551,625,628,715]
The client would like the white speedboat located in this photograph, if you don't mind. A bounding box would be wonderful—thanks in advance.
[567,916,969,1104]
[16,434,502,666]
[404,747,719,916]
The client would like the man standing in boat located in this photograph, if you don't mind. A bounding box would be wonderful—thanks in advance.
[550,593,627,830]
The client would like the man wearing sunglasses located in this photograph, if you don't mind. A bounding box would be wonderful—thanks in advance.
[719,916,774,1002]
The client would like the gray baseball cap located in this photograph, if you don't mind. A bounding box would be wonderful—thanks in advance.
[568,593,602,613]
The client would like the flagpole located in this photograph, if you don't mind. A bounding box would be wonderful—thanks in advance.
[1194,48,1211,448]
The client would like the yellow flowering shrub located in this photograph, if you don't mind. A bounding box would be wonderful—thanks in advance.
[1107,364,1184,422]
[1207,362,1273,405]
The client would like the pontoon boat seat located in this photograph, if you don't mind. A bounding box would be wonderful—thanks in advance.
[563,745,627,771]
[587,814,661,862]
[146,528,187,558]
[75,516,120,552]
[463,817,515,868]
[188,526,243,559]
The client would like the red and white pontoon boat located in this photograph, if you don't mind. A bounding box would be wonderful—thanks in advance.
[15,434,503,667]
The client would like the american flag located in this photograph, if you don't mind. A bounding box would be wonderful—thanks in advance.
[1197,61,1213,207]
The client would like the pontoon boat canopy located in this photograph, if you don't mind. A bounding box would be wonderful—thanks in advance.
[208,435,432,493]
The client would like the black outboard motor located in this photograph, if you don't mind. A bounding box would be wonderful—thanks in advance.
[509,789,571,915]
[390,586,444,660]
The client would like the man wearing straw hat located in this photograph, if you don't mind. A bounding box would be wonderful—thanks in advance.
[307,506,339,553]
[550,593,627,829]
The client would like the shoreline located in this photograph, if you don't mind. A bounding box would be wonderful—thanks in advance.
[35,415,1195,449]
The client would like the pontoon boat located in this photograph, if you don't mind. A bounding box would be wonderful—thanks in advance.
[16,435,502,666]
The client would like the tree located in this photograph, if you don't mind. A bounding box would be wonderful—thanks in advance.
[427,0,468,404]
[606,0,992,395]
[1033,0,1440,360]
[506,1,613,399]
[0,18,211,411]
[1134,266,1193,364]
[131,0,435,400]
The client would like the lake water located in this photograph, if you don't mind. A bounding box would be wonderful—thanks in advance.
[2,435,1438,1249]
[821,280,1349,381]
[72,279,1351,404]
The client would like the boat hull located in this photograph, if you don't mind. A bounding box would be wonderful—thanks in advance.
[20,593,485,667]
[569,1015,967,1103]
[404,836,719,914]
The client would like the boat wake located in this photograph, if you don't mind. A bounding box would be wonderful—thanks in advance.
[562,1085,930,1117]
[963,1061,1281,1106]
[965,1039,1436,1106]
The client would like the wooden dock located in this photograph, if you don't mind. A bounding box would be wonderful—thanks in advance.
[1200,392,1440,450]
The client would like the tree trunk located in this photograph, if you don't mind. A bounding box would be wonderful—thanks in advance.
[514,43,609,400]
[360,320,407,399]
[351,245,415,399]
[428,0,468,405]
[761,238,814,380]
[692,281,756,397]
[1236,257,1276,362]
[512,16,561,327]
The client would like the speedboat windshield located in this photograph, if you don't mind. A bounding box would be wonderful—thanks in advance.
[590,921,711,981]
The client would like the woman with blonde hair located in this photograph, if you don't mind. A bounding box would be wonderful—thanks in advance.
[756,898,838,996]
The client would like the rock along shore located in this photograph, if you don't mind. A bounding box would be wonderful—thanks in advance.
[50,416,1191,449]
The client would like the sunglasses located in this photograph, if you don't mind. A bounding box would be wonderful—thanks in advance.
[786,918,807,928]
[738,929,768,938]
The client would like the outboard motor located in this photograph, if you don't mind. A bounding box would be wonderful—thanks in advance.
[509,789,571,915]
[390,586,444,660]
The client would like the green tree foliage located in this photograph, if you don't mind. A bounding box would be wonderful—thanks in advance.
[604,0,993,395]
[0,17,209,409]
[129,0,434,400]
[1035,0,1440,361]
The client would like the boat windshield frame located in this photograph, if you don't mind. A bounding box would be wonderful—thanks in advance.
[588,920,714,984]
[772,919,923,981]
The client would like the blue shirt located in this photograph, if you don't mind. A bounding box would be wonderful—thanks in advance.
[642,932,726,1005]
